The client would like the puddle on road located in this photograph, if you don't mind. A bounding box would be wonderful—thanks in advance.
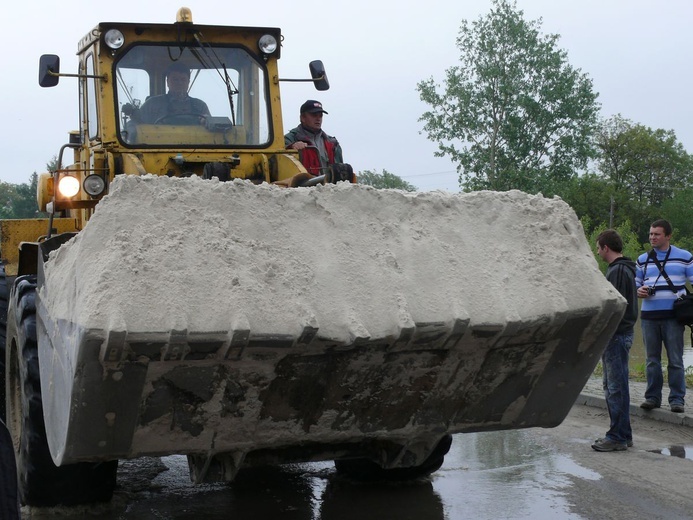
[148,432,598,520]
[23,431,601,520]
[434,429,599,520]
[648,445,693,460]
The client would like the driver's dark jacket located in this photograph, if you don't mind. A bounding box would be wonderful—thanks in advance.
[135,94,211,124]
[284,124,343,175]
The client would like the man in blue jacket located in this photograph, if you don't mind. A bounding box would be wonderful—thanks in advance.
[636,219,693,413]
[592,229,638,452]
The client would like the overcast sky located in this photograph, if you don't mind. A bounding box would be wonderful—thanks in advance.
[3,0,692,191]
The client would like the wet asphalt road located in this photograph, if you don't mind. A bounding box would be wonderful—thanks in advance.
[19,403,693,520]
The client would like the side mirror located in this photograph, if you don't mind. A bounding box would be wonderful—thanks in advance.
[309,60,330,91]
[39,54,60,88]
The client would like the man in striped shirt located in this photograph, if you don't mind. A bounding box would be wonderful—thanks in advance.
[635,219,693,413]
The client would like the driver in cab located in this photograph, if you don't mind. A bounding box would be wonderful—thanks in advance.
[127,62,211,125]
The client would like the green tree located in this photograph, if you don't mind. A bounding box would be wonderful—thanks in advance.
[13,173,41,218]
[660,188,693,249]
[0,182,18,219]
[357,169,417,191]
[559,173,614,235]
[0,172,45,219]
[595,115,693,241]
[46,156,59,173]
[417,0,599,193]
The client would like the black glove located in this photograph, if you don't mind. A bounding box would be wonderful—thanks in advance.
[122,103,139,119]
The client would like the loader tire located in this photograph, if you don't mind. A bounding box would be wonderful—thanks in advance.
[0,418,19,520]
[0,264,8,422]
[202,161,231,182]
[334,434,452,482]
[8,276,118,507]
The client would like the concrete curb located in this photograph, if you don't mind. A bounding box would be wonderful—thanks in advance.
[578,377,693,428]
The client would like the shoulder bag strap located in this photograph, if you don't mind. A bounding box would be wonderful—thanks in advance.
[650,248,684,294]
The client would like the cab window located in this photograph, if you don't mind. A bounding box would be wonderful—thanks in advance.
[115,44,270,147]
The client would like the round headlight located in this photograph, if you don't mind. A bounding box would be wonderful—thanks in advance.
[104,29,125,50]
[84,175,107,197]
[58,176,80,198]
[258,34,278,55]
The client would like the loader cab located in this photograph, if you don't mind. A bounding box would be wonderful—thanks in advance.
[32,9,330,234]
[115,44,272,148]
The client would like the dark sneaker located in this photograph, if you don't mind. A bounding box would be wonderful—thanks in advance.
[627,439,633,447]
[670,404,685,413]
[592,438,628,452]
[640,399,659,410]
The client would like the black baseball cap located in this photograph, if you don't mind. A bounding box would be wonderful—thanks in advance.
[300,100,328,114]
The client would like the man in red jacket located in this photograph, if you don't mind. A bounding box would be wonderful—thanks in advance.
[285,100,344,176]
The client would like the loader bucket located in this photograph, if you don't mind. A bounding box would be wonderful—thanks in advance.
[35,176,624,468]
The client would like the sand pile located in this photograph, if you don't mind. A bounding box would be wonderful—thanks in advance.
[38,175,620,342]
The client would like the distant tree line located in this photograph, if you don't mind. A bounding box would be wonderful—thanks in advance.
[0,173,43,219]
[416,0,693,254]
[356,169,417,191]
[0,161,416,221]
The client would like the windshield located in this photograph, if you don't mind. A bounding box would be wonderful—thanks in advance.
[115,44,270,147]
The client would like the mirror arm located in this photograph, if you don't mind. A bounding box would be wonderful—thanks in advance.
[277,75,325,83]
[48,70,109,82]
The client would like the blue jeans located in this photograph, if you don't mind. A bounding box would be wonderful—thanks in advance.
[602,332,633,443]
[641,318,686,406]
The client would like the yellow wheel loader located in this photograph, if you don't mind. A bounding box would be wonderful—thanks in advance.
[0,8,625,507]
